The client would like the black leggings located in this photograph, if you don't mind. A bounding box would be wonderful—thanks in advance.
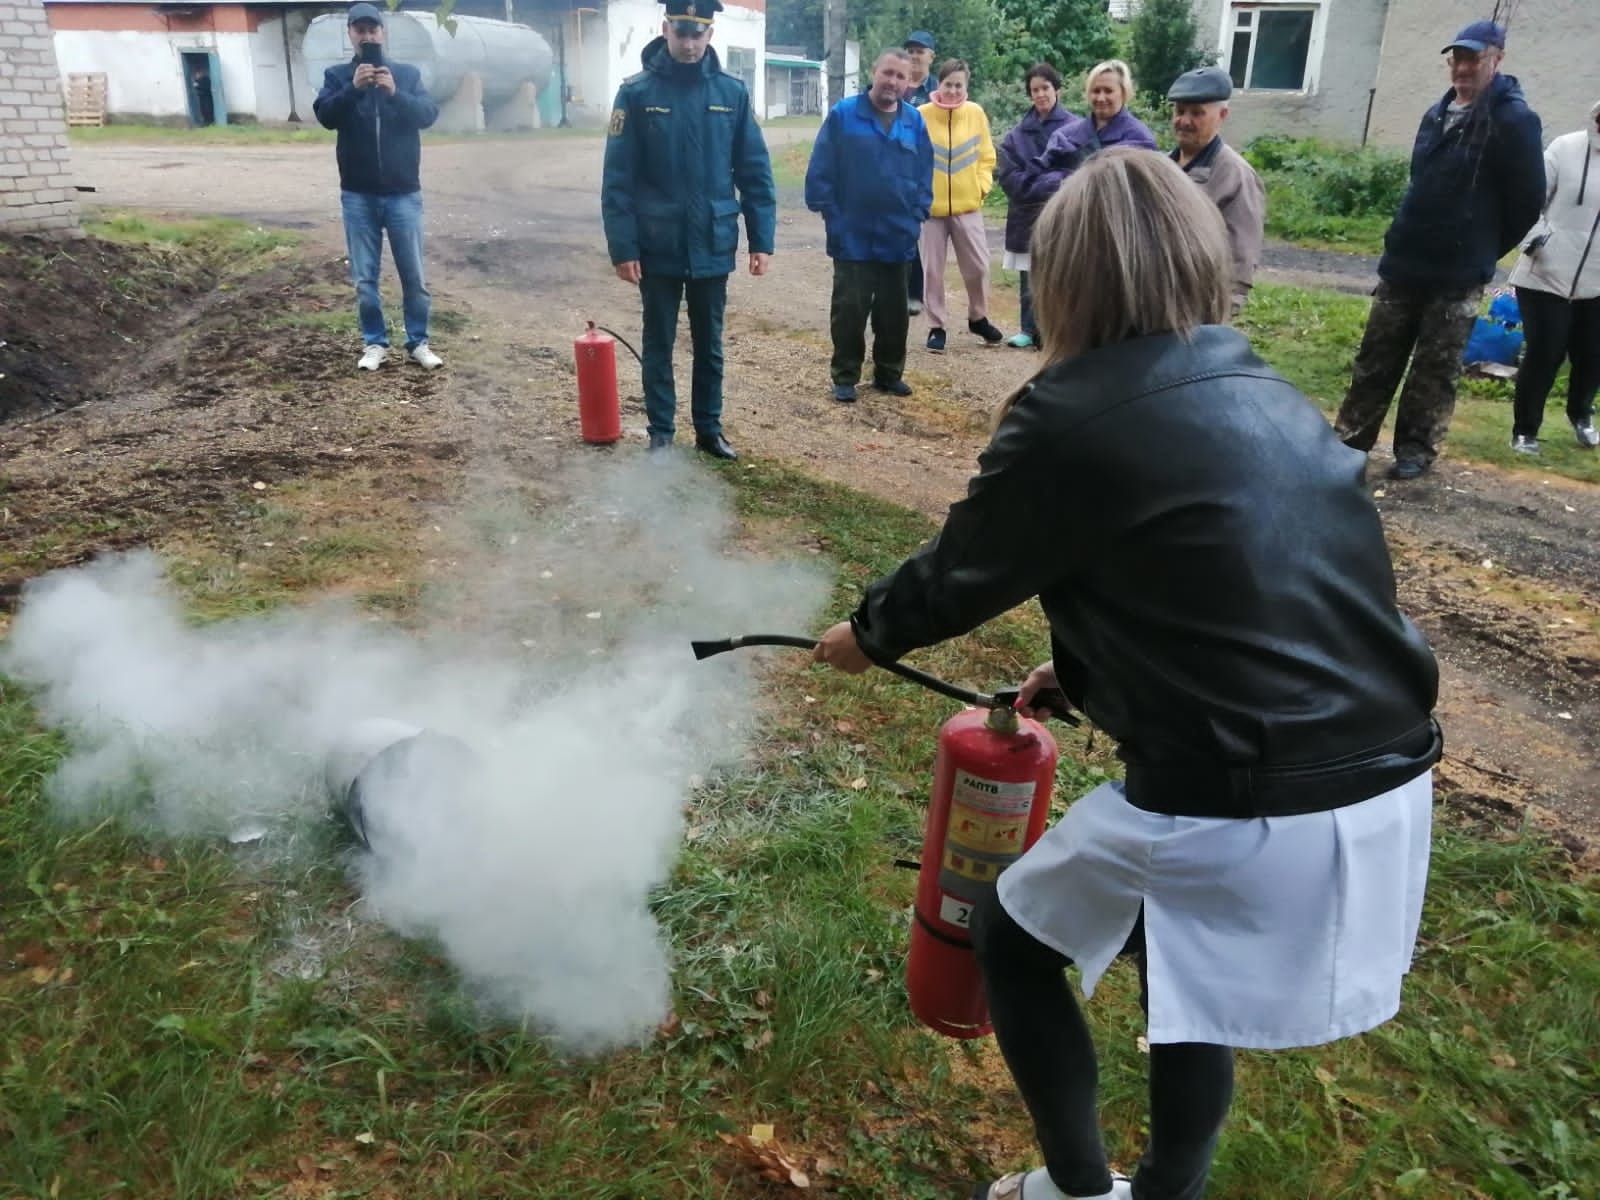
[1512,287,1600,438]
[971,890,1234,1200]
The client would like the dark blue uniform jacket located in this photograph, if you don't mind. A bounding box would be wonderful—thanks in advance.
[601,39,777,279]
[313,59,439,195]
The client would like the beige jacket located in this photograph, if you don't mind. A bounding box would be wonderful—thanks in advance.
[1507,100,1600,301]
[1181,140,1266,310]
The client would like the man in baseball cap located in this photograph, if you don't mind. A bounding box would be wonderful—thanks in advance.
[313,0,444,372]
[1166,66,1264,316]
[1335,16,1544,480]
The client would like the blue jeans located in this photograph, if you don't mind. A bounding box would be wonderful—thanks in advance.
[639,273,728,438]
[340,190,430,349]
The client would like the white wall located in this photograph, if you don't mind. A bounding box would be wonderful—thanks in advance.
[249,13,314,123]
[52,28,258,121]
[590,0,765,126]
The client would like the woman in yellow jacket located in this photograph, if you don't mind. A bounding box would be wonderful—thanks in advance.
[919,59,1005,353]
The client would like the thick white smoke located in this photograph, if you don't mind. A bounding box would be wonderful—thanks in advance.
[1,456,829,1054]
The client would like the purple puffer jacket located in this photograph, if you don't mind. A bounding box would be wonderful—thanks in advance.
[1023,107,1158,206]
[996,104,1073,254]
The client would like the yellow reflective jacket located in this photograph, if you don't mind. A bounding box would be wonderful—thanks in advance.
[918,100,996,218]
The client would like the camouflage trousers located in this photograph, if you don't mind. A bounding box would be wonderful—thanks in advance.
[1334,280,1482,468]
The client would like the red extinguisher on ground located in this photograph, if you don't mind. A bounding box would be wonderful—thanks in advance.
[908,702,1057,1037]
[574,321,622,445]
[689,635,1073,1039]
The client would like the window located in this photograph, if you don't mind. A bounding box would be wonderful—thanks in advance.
[1227,4,1315,91]
[725,47,757,94]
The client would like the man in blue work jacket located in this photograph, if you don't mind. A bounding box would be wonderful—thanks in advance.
[806,48,933,403]
[601,0,778,460]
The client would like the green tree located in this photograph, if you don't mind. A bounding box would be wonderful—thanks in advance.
[1128,0,1211,100]
[766,0,826,59]
[987,0,1118,120]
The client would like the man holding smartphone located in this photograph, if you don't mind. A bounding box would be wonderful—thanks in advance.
[314,2,443,372]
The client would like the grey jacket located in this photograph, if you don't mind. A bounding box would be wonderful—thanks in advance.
[1179,138,1266,310]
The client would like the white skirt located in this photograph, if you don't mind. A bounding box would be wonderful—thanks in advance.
[1002,250,1030,272]
[997,772,1433,1049]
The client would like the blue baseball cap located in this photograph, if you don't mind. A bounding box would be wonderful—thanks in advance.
[347,2,386,26]
[903,30,935,51]
[1442,20,1505,54]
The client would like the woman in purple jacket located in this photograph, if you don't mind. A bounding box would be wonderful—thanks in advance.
[996,63,1073,349]
[1025,60,1158,231]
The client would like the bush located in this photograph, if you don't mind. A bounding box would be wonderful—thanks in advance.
[1244,136,1410,251]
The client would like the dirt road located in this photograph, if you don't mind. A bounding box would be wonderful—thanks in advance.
[19,135,1600,847]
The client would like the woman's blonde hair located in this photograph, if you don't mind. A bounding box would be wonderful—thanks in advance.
[995,148,1230,423]
[1084,59,1135,107]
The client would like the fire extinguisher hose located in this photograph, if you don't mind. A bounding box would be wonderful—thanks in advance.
[690,634,1077,723]
[592,324,643,366]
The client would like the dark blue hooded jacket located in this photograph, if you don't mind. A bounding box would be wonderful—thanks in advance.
[313,59,438,195]
[804,93,933,263]
[601,39,777,279]
[1379,73,1545,290]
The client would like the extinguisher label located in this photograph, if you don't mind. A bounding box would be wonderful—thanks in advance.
[942,771,1037,888]
[939,894,975,928]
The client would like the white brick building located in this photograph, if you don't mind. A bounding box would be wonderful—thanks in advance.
[0,0,80,233]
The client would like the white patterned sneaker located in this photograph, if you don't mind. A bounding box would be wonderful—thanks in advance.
[357,344,388,371]
[1572,418,1599,449]
[409,343,444,370]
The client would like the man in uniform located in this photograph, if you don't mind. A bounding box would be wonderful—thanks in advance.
[1334,20,1544,480]
[601,0,777,460]
[1167,66,1265,317]
[901,30,937,316]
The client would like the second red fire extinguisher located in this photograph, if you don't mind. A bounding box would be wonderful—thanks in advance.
[574,321,622,445]
[907,704,1056,1038]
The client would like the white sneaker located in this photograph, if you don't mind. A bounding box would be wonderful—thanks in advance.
[409,343,443,370]
[357,344,388,371]
[1510,434,1540,455]
[1572,418,1599,449]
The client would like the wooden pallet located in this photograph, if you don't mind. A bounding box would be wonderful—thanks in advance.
[66,73,107,127]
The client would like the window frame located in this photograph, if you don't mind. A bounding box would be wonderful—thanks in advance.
[1220,0,1327,95]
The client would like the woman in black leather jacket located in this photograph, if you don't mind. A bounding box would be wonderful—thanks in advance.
[814,149,1441,1200]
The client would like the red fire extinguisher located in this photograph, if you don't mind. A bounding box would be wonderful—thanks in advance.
[574,321,622,445]
[686,634,1071,1040]
[907,704,1057,1038]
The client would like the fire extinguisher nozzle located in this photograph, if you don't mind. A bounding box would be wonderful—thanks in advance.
[690,638,734,661]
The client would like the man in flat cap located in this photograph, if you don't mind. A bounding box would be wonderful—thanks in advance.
[601,0,777,460]
[314,2,443,373]
[1167,66,1264,317]
[1335,19,1544,480]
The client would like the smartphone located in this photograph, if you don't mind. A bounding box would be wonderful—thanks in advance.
[1523,232,1551,255]
[358,42,385,68]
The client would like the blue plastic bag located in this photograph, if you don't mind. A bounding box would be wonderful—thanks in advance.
[1462,289,1524,365]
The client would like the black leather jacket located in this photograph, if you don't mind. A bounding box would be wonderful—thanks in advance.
[851,327,1441,818]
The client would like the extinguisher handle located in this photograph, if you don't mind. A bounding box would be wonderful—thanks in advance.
[989,686,1080,725]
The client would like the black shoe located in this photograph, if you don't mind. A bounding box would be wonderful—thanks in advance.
[926,328,946,353]
[968,318,1004,344]
[647,432,673,451]
[873,378,913,397]
[1387,459,1427,480]
[695,433,738,461]
[833,383,858,403]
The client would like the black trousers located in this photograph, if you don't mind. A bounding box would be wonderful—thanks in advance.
[829,260,911,386]
[1512,286,1600,438]
[971,890,1234,1200]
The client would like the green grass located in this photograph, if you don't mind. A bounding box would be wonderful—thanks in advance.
[70,122,335,145]
[83,211,299,267]
[1,465,1596,1199]
[1239,284,1600,485]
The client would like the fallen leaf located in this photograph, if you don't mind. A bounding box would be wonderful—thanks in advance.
[1490,1052,1517,1069]
[834,719,856,734]
[849,777,867,790]
[750,1124,775,1145]
[1135,1035,1150,1054]
[354,1131,376,1146]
